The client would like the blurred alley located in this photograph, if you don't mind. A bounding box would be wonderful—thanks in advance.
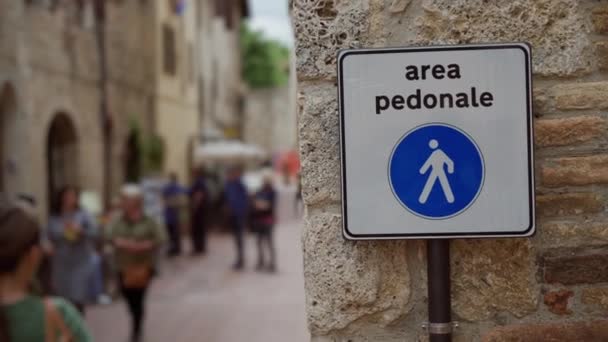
[87,185,308,342]
[0,1,301,342]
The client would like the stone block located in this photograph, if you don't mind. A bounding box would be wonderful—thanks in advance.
[292,0,369,80]
[536,193,603,217]
[541,155,608,187]
[592,5,608,34]
[553,82,608,110]
[540,249,608,285]
[582,287,608,311]
[412,0,593,77]
[298,83,342,206]
[451,239,538,321]
[532,87,550,114]
[534,116,605,147]
[543,289,573,315]
[538,221,608,249]
[389,0,412,13]
[303,212,410,334]
[595,41,608,71]
[482,320,608,342]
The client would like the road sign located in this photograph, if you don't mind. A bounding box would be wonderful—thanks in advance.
[338,43,534,240]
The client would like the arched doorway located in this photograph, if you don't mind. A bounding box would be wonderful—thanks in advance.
[46,112,79,209]
[0,83,19,197]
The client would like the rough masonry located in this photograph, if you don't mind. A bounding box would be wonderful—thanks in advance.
[293,0,608,341]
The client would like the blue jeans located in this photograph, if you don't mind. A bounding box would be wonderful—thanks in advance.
[89,253,104,301]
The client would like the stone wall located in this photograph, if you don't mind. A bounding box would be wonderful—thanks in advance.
[154,0,200,182]
[243,87,297,153]
[198,0,245,140]
[293,0,608,340]
[0,0,155,217]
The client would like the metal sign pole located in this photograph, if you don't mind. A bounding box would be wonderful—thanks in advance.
[427,239,452,342]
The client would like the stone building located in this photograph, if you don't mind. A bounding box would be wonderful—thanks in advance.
[293,0,608,341]
[197,0,249,142]
[200,0,297,157]
[153,0,200,183]
[242,85,298,154]
[0,0,156,218]
[242,53,298,155]
[0,0,252,216]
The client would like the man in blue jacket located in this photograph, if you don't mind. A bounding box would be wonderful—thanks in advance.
[224,166,249,270]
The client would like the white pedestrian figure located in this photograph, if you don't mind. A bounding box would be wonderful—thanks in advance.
[418,139,455,204]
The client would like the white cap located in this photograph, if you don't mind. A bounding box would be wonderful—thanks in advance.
[121,184,142,198]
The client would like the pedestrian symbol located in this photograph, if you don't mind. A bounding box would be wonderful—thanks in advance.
[418,139,455,204]
[389,124,484,219]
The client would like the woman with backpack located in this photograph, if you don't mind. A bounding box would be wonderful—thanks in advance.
[0,202,92,341]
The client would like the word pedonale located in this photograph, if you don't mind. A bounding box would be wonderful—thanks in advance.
[375,87,494,114]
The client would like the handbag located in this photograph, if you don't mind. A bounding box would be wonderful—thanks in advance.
[44,298,73,342]
[123,264,152,289]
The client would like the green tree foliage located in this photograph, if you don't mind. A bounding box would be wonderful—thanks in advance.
[143,134,165,174]
[125,119,143,182]
[241,23,290,88]
[127,118,165,177]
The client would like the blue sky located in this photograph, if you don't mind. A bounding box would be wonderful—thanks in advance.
[247,0,294,47]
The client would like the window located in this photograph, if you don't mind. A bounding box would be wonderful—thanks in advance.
[163,24,177,76]
[214,0,234,29]
[168,0,184,15]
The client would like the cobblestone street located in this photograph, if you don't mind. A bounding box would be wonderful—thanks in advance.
[87,219,309,342]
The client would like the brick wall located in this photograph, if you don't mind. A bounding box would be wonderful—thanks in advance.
[293,0,608,341]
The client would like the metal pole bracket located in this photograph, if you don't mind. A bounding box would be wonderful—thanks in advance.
[421,322,459,334]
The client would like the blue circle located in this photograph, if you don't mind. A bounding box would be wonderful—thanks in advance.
[389,123,484,219]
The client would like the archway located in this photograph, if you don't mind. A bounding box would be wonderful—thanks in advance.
[0,83,19,196]
[46,112,79,209]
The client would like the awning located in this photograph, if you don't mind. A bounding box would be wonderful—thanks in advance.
[194,140,267,164]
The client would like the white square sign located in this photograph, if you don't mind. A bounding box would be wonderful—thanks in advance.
[338,43,535,240]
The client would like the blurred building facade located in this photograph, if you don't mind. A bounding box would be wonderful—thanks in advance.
[0,0,299,219]
[242,52,298,155]
[153,0,200,183]
[197,0,249,142]
[0,0,156,218]
[0,0,250,217]
[242,85,297,154]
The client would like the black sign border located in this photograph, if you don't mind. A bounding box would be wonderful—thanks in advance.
[337,43,535,240]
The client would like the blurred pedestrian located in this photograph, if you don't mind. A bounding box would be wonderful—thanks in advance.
[295,173,303,217]
[14,194,53,296]
[190,167,209,255]
[47,186,98,314]
[163,172,185,257]
[0,202,92,342]
[251,174,277,272]
[106,184,166,342]
[99,196,123,298]
[224,166,249,270]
